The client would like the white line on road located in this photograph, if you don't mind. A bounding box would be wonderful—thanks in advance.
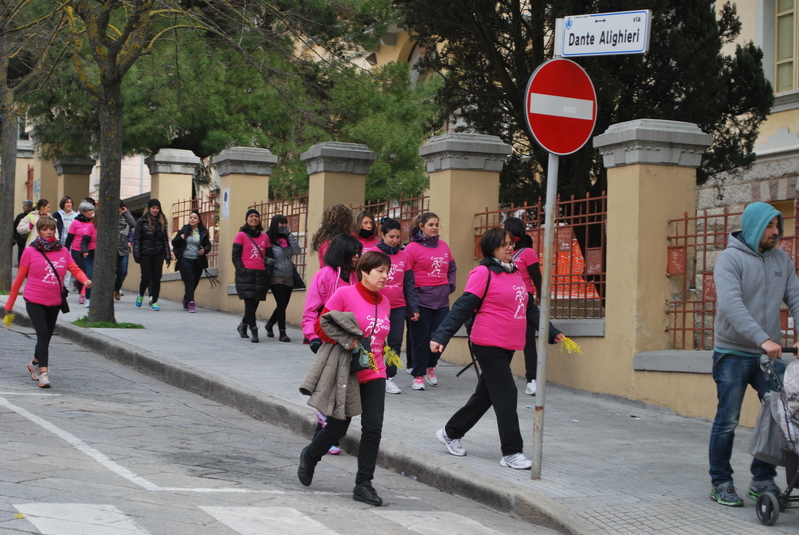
[14,503,151,535]
[0,391,61,396]
[200,506,342,535]
[373,510,507,535]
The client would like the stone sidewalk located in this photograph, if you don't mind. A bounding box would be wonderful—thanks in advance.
[2,294,797,535]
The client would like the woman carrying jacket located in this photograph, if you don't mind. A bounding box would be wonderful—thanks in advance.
[133,198,173,311]
[17,199,52,247]
[232,208,273,343]
[3,216,91,388]
[404,212,456,390]
[376,217,419,395]
[265,214,301,342]
[430,228,563,470]
[172,210,212,313]
[353,210,380,253]
[504,217,544,395]
[297,251,392,506]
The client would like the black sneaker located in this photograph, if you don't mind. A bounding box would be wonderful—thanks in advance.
[297,446,315,487]
[749,481,783,501]
[710,484,744,507]
[353,484,383,506]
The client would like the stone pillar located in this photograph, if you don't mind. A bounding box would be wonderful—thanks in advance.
[144,149,201,233]
[569,119,713,394]
[301,142,375,279]
[418,133,511,294]
[29,130,58,205]
[55,157,95,203]
[13,140,34,213]
[213,147,277,305]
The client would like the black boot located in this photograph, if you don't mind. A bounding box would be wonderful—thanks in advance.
[265,320,275,338]
[250,325,259,343]
[297,446,316,487]
[353,484,383,506]
[236,321,249,339]
[279,330,291,343]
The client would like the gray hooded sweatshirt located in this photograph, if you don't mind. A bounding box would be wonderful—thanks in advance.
[714,202,799,355]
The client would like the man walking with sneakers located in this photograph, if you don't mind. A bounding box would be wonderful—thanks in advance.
[709,202,799,506]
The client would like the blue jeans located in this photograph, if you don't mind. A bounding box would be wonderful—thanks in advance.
[115,255,129,292]
[708,352,785,486]
[83,255,94,299]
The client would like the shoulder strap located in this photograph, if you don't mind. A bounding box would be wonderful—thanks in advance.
[244,233,265,259]
[36,249,64,288]
[473,266,493,317]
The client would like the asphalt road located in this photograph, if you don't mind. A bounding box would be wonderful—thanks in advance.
[0,323,560,535]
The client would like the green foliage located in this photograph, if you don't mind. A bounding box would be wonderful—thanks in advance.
[72,315,144,329]
[397,0,774,202]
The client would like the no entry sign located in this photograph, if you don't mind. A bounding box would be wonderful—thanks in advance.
[524,59,597,156]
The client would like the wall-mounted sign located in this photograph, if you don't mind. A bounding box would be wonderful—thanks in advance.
[555,10,652,57]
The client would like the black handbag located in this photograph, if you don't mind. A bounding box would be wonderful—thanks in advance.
[37,249,70,314]
[350,300,379,373]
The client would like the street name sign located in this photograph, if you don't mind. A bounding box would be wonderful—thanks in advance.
[523,58,597,156]
[555,9,652,57]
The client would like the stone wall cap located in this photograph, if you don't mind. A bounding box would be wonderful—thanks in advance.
[145,148,201,175]
[419,133,513,158]
[53,156,96,175]
[300,141,377,163]
[213,146,278,165]
[593,119,713,149]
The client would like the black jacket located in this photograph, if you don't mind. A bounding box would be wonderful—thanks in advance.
[172,224,212,271]
[231,229,272,301]
[133,215,171,262]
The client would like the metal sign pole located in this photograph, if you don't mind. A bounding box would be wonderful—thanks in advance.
[531,151,559,480]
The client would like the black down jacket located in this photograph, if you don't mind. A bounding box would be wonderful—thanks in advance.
[133,215,171,262]
[231,231,272,301]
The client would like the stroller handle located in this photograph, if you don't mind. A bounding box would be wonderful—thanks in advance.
[783,347,799,354]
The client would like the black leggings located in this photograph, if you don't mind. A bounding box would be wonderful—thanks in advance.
[139,254,164,302]
[71,250,86,295]
[267,284,293,330]
[243,298,260,328]
[25,301,60,368]
[179,257,203,302]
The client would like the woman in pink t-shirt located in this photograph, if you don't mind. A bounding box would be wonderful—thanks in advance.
[504,217,543,396]
[298,251,392,506]
[429,228,563,471]
[232,209,273,343]
[353,210,380,252]
[310,204,353,268]
[64,201,95,305]
[4,216,91,388]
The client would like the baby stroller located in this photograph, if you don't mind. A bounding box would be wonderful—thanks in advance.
[752,352,799,526]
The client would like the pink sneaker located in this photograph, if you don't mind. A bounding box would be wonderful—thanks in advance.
[77,295,85,305]
[328,445,342,455]
[424,367,438,386]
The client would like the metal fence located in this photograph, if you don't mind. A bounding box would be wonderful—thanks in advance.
[171,193,220,268]
[474,192,607,319]
[667,204,798,350]
[351,196,430,243]
[249,195,309,280]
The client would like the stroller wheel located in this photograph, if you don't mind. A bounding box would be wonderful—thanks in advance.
[756,492,781,526]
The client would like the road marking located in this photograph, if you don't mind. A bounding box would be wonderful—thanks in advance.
[373,510,506,535]
[14,503,151,534]
[0,392,61,396]
[200,506,341,535]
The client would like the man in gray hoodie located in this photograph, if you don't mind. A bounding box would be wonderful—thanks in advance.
[709,202,799,507]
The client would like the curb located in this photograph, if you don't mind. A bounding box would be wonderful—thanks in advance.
[13,312,596,535]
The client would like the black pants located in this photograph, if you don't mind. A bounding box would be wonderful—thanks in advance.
[16,239,25,264]
[444,344,523,456]
[179,257,203,302]
[139,254,164,302]
[25,301,60,368]
[243,298,260,328]
[71,250,86,295]
[524,295,538,382]
[385,307,406,379]
[267,284,293,330]
[409,305,449,377]
[306,378,386,486]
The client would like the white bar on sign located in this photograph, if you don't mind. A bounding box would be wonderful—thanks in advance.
[200,506,341,535]
[14,504,151,535]
[529,93,593,120]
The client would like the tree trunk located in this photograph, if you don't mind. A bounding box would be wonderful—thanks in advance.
[88,82,123,323]
[0,34,17,293]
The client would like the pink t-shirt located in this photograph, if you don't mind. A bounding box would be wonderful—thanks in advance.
[69,221,87,252]
[380,249,408,308]
[234,232,270,270]
[512,247,539,295]
[82,223,97,251]
[355,234,381,253]
[20,247,73,306]
[405,241,453,287]
[464,265,528,351]
[325,284,391,383]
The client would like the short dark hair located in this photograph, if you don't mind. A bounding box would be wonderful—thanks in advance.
[503,217,525,239]
[480,227,513,258]
[324,234,362,272]
[356,251,391,280]
[59,196,73,210]
[380,217,400,234]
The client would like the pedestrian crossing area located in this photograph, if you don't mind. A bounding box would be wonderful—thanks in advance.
[13,504,509,535]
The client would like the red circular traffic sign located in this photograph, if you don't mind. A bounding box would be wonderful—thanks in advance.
[524,59,597,156]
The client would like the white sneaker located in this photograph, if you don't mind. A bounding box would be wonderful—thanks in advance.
[436,427,466,456]
[525,380,537,395]
[500,453,532,470]
[38,371,51,388]
[385,377,401,394]
[411,377,425,390]
[84,299,91,308]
